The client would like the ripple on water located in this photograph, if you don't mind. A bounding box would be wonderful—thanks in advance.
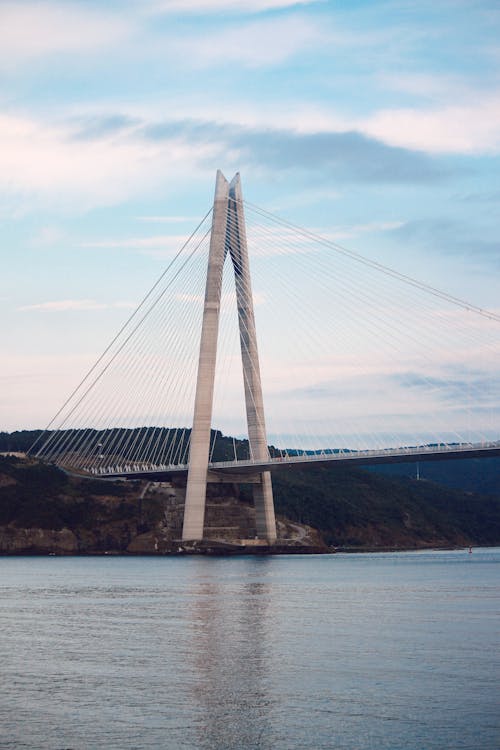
[0,550,499,750]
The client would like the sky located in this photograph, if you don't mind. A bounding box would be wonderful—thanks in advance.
[1,0,500,438]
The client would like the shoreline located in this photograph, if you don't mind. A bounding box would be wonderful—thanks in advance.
[0,543,488,557]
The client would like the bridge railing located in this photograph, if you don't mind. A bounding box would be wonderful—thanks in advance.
[207,441,499,470]
[86,440,500,477]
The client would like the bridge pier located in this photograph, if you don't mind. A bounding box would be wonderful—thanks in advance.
[182,171,277,543]
[182,171,229,542]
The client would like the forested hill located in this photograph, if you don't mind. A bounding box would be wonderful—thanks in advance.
[366,457,500,496]
[271,464,500,547]
[4,428,500,498]
[1,428,500,550]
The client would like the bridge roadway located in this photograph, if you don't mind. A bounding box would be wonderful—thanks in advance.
[90,442,500,482]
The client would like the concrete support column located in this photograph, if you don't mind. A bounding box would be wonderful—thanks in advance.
[182,171,229,541]
[182,170,277,543]
[227,174,277,542]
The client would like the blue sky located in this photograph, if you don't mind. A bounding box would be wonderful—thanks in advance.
[1,0,500,436]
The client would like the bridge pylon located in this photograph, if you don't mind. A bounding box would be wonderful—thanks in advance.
[182,171,277,543]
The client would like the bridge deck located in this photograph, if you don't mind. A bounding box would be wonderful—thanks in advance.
[87,443,500,481]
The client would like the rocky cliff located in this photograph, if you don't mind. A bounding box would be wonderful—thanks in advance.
[0,456,324,554]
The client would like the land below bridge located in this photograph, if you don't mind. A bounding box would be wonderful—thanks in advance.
[1,438,499,554]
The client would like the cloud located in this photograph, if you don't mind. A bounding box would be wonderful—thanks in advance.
[0,114,148,207]
[259,358,499,449]
[130,73,500,156]
[361,95,500,155]
[456,190,500,204]
[169,15,324,68]
[390,218,460,247]
[0,2,132,67]
[18,299,136,312]
[0,113,213,210]
[240,217,406,261]
[143,119,448,182]
[29,226,66,247]
[389,219,500,262]
[389,369,500,406]
[81,234,191,257]
[0,107,449,214]
[150,0,320,14]
[377,72,467,101]
[325,220,405,241]
[268,187,342,212]
[136,215,197,223]
[72,115,142,141]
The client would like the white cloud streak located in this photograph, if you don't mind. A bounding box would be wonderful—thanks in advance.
[111,81,500,157]
[0,2,133,66]
[1,85,500,217]
[18,299,136,312]
[169,15,324,68]
[172,90,500,155]
[150,0,320,13]
[136,215,196,223]
[81,234,189,253]
[361,95,500,155]
[0,113,214,210]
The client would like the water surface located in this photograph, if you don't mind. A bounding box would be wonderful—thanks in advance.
[1,549,499,749]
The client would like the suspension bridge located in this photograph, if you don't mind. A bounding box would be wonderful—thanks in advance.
[30,171,500,543]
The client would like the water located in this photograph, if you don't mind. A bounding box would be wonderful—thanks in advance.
[1,550,499,750]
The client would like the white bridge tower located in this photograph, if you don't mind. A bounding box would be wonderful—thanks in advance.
[182,171,277,543]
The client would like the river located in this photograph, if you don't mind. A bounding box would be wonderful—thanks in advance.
[1,549,498,749]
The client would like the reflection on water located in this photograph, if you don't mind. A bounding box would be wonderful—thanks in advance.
[0,550,499,750]
[188,559,273,749]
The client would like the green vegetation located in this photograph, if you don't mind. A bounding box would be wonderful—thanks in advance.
[271,464,500,547]
[0,456,136,531]
[367,457,500,496]
[1,431,500,550]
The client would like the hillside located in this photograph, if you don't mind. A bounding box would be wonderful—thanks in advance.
[270,464,500,547]
[4,428,500,494]
[1,448,499,553]
[366,457,500,496]
[0,456,324,554]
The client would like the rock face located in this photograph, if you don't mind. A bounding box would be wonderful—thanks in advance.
[0,526,78,554]
[124,482,325,553]
[0,457,325,554]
